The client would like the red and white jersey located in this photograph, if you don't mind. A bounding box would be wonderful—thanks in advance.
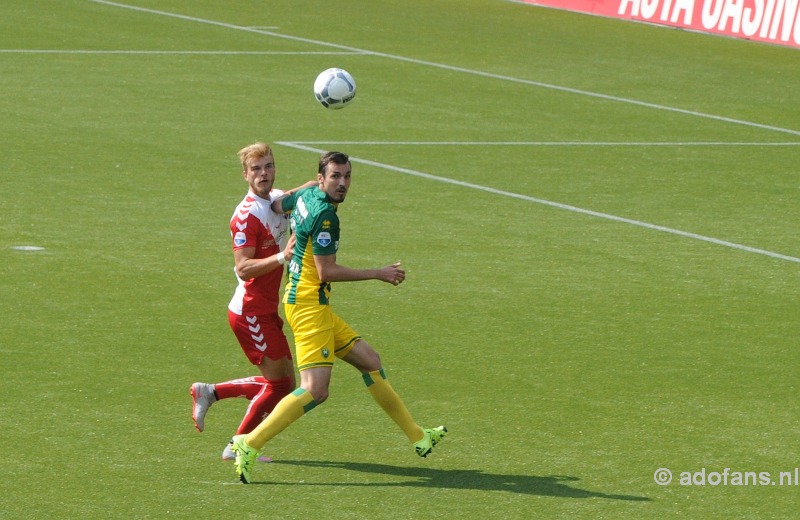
[228,190,290,315]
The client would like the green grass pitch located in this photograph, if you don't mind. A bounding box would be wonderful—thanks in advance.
[1,0,798,518]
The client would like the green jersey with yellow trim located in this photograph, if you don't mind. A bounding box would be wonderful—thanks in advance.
[281,186,339,305]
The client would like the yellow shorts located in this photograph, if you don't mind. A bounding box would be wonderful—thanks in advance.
[284,303,361,371]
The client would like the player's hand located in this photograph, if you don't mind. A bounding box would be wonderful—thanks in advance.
[283,234,296,260]
[380,261,405,286]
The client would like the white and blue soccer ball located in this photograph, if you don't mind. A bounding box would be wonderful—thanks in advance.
[313,68,356,109]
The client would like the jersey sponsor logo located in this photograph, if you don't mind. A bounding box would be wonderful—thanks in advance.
[316,232,332,247]
[234,231,247,247]
[295,196,309,220]
[322,220,331,230]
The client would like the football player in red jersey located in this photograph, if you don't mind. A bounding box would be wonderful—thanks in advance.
[191,142,314,461]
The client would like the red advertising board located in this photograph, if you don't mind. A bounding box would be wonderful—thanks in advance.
[515,0,800,49]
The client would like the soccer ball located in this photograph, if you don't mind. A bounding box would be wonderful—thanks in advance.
[313,68,356,109]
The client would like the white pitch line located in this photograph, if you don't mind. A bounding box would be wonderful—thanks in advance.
[287,141,800,147]
[86,0,370,54]
[89,0,800,137]
[0,49,357,55]
[277,141,800,264]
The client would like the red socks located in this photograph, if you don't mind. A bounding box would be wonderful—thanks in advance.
[236,377,294,434]
[213,376,269,400]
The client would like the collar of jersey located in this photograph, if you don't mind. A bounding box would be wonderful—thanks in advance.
[247,190,277,203]
[309,186,338,206]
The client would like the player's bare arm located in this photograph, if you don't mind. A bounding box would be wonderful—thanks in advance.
[235,234,296,281]
[270,180,318,213]
[314,254,404,286]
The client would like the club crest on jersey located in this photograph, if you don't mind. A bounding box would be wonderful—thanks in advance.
[316,232,332,247]
[322,348,330,359]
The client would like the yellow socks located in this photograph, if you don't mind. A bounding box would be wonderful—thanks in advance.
[244,371,423,450]
[363,369,424,443]
[245,388,316,450]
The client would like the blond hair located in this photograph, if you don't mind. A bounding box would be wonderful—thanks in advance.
[238,142,273,170]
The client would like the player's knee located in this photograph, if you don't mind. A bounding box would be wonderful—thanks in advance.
[359,341,382,371]
[366,350,381,371]
[302,381,329,403]
[311,387,329,404]
[342,340,382,372]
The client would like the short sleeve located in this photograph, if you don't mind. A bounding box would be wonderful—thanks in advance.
[231,213,261,250]
[280,191,298,213]
[310,209,339,255]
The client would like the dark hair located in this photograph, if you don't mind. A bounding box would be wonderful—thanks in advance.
[318,151,350,175]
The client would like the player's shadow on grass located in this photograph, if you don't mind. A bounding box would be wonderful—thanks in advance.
[271,460,650,501]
